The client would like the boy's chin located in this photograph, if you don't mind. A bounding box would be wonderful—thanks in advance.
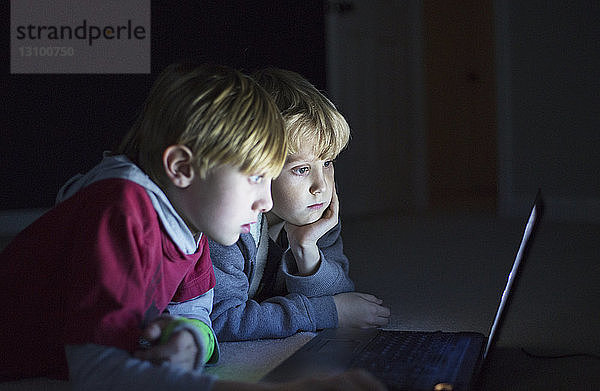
[301,210,328,226]
[277,210,324,227]
[208,233,239,246]
[293,216,322,227]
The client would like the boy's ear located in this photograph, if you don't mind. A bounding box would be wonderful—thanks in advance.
[163,145,195,188]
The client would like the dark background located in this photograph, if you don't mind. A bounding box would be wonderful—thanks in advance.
[3,1,599,223]
[1,1,327,209]
[1,2,599,381]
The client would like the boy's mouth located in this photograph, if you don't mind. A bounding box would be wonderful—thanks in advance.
[307,203,324,210]
[240,221,256,234]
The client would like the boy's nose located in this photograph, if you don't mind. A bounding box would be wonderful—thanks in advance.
[310,172,327,195]
[255,186,273,212]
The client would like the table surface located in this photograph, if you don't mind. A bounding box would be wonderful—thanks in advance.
[2,213,599,390]
[203,213,600,390]
[204,330,600,390]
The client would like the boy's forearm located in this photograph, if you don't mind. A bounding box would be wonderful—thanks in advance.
[211,294,335,340]
[289,242,321,276]
[283,248,354,297]
[167,290,220,365]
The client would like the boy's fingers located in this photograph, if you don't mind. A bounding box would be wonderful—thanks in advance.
[329,189,340,217]
[135,342,176,362]
[321,207,334,221]
[377,306,391,318]
[141,323,163,341]
[376,315,391,325]
[356,292,383,304]
[331,185,339,207]
[365,315,389,328]
[140,315,176,341]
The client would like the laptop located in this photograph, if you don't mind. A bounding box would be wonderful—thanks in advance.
[262,190,544,390]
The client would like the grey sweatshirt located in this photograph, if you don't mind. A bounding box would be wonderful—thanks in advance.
[209,217,355,341]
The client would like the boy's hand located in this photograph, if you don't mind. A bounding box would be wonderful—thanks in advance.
[285,186,340,275]
[333,292,391,328]
[134,315,198,371]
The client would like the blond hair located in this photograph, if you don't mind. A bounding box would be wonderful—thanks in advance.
[117,63,286,188]
[252,68,350,160]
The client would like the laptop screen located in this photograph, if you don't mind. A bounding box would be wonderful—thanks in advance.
[484,190,543,359]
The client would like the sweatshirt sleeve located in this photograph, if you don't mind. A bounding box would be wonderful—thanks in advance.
[167,290,220,365]
[209,237,338,341]
[282,221,355,297]
[66,344,216,391]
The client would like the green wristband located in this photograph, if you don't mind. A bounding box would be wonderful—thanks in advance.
[160,318,215,364]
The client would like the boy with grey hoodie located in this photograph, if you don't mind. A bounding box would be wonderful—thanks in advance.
[209,68,391,342]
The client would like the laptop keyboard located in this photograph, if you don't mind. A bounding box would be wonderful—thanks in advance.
[349,330,471,391]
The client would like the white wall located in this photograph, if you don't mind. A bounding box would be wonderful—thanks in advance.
[496,1,600,222]
[326,0,426,217]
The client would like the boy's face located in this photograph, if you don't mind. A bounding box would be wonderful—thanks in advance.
[179,164,274,246]
[270,145,335,226]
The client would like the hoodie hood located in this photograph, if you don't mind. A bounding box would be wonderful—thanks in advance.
[56,153,199,254]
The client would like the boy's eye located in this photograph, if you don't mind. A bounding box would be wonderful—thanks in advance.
[292,166,310,176]
[249,175,264,184]
[324,160,335,168]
